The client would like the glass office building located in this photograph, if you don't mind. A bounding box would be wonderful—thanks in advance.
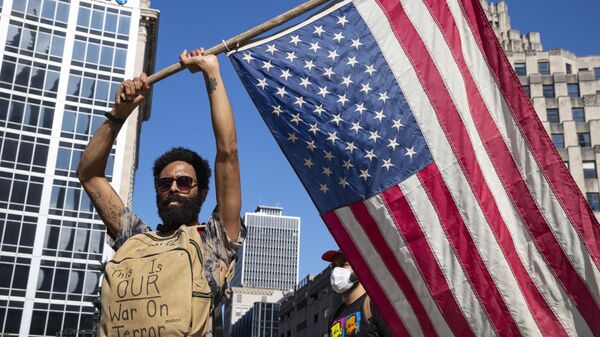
[232,206,300,291]
[0,0,158,335]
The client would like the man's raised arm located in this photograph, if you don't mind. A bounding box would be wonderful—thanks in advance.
[180,49,242,240]
[77,74,150,237]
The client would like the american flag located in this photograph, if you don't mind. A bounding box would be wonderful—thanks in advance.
[229,0,600,335]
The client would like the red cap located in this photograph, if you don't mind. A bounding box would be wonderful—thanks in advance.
[321,250,344,262]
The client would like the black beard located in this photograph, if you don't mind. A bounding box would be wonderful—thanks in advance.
[156,192,202,231]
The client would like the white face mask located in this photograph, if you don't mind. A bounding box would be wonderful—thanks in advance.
[330,267,357,294]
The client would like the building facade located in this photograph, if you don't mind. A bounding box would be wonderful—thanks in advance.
[224,286,287,337]
[230,301,281,337]
[278,266,342,337]
[482,0,600,216]
[232,205,301,291]
[0,0,158,335]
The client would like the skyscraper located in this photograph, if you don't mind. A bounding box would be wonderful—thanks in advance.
[481,0,600,217]
[232,205,301,291]
[0,0,158,335]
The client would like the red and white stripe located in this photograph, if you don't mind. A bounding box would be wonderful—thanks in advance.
[322,0,600,336]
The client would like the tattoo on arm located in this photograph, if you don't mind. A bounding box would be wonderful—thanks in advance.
[107,194,122,223]
[207,77,218,95]
[90,191,101,200]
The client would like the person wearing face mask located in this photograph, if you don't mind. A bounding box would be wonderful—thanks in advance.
[322,250,393,337]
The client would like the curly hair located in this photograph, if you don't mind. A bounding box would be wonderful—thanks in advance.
[153,147,211,191]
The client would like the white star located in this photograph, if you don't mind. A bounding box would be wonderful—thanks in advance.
[287,133,298,143]
[323,67,336,79]
[342,159,354,170]
[341,75,353,87]
[360,83,372,95]
[308,123,319,135]
[304,158,315,168]
[309,41,321,53]
[333,32,345,43]
[359,169,371,181]
[272,105,283,116]
[355,103,366,114]
[364,149,377,161]
[294,96,306,108]
[327,50,339,61]
[318,86,330,98]
[350,121,363,133]
[280,69,293,81]
[304,59,316,71]
[313,25,326,37]
[337,15,349,27]
[291,113,303,125]
[324,151,335,161]
[392,119,405,130]
[331,114,343,125]
[373,110,386,122]
[347,56,358,67]
[327,132,339,144]
[369,130,381,142]
[378,91,390,103]
[405,146,417,159]
[242,52,254,63]
[322,167,333,177]
[351,38,363,49]
[365,64,376,76]
[262,60,274,72]
[299,77,311,89]
[313,104,326,116]
[382,159,394,170]
[338,177,349,188]
[337,94,349,106]
[306,140,316,151]
[257,78,268,90]
[290,35,302,46]
[345,141,357,153]
[285,52,298,63]
[266,44,278,55]
[387,138,399,150]
[319,183,329,193]
[276,87,287,98]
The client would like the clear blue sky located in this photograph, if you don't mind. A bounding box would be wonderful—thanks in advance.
[130,0,599,280]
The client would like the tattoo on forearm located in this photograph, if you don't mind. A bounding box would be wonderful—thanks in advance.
[107,194,121,223]
[90,191,101,200]
[207,77,218,95]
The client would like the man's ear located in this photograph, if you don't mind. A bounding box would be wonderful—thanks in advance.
[199,189,208,202]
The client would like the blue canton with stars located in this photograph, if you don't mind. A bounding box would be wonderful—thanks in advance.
[230,1,433,213]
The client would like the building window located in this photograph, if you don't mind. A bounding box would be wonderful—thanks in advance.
[572,108,585,123]
[237,294,242,303]
[595,67,600,80]
[538,61,550,75]
[583,161,597,179]
[543,85,555,98]
[546,108,559,123]
[567,83,580,98]
[566,63,572,74]
[586,193,600,211]
[514,62,526,76]
[578,132,591,147]
[551,134,564,149]
[522,85,530,98]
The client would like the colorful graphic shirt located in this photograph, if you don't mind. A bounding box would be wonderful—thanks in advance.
[329,294,393,337]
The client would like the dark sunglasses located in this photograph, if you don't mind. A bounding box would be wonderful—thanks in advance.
[157,176,197,192]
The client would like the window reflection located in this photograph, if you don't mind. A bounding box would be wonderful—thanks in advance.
[7,26,21,47]
[42,0,56,20]
[72,40,85,61]
[68,270,84,293]
[77,7,90,27]
[20,29,36,51]
[53,269,68,292]
[35,32,51,54]
[84,271,99,294]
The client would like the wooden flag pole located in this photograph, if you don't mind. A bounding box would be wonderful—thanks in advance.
[149,0,330,84]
